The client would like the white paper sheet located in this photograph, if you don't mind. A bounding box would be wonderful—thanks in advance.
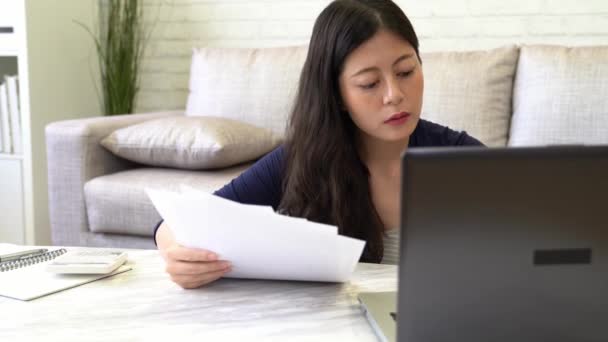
[146,187,365,282]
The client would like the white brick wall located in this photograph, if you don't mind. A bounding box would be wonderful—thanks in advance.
[138,0,608,112]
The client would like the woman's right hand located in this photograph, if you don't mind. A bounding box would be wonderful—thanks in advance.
[161,243,232,289]
[156,221,231,289]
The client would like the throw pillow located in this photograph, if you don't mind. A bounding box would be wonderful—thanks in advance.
[101,116,282,170]
[509,45,608,146]
[421,45,520,147]
[185,46,308,139]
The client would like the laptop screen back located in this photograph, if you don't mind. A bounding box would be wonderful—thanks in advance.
[397,146,608,342]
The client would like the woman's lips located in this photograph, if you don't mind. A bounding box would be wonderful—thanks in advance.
[384,112,411,125]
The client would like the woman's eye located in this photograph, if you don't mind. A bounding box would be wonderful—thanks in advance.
[360,81,379,90]
[398,70,414,78]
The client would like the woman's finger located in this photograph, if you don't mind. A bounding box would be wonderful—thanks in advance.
[172,267,232,289]
[166,260,231,276]
[165,245,218,262]
[196,267,232,286]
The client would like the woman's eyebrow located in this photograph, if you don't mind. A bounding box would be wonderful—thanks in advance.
[392,53,415,66]
[350,53,415,78]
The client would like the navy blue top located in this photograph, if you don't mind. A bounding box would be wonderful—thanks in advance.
[153,119,484,241]
[213,119,483,208]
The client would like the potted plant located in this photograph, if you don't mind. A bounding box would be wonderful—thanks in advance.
[78,0,152,115]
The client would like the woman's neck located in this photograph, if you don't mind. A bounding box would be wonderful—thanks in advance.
[359,134,409,174]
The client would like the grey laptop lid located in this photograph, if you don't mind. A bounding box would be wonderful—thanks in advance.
[397,145,608,342]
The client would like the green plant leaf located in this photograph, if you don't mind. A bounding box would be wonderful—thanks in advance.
[77,0,155,115]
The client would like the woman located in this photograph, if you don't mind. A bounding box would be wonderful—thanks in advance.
[156,0,483,289]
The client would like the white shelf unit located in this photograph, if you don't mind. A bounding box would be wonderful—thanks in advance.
[0,0,101,245]
[0,2,26,244]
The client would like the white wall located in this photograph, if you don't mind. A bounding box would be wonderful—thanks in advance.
[138,0,608,112]
[25,0,101,244]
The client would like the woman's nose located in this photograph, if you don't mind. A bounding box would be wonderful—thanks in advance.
[383,77,404,106]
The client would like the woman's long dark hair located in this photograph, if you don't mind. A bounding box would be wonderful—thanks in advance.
[278,0,421,263]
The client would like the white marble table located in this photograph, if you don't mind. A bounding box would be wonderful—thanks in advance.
[0,248,397,341]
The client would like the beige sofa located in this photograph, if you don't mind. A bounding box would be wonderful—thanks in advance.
[45,44,608,248]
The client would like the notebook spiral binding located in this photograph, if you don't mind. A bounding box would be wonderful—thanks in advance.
[0,249,67,272]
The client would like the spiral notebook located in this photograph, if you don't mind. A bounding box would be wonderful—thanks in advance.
[0,245,132,301]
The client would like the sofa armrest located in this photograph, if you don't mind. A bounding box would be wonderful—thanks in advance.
[46,110,184,246]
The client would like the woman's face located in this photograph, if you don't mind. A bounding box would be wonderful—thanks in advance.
[339,29,424,144]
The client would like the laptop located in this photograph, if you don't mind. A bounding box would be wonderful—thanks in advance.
[358,145,608,342]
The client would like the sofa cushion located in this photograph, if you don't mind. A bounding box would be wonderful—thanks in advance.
[100,116,281,170]
[509,45,608,146]
[84,165,250,236]
[421,45,520,147]
[186,46,308,138]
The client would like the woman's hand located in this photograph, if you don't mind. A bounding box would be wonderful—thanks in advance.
[156,221,231,288]
[160,244,232,289]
